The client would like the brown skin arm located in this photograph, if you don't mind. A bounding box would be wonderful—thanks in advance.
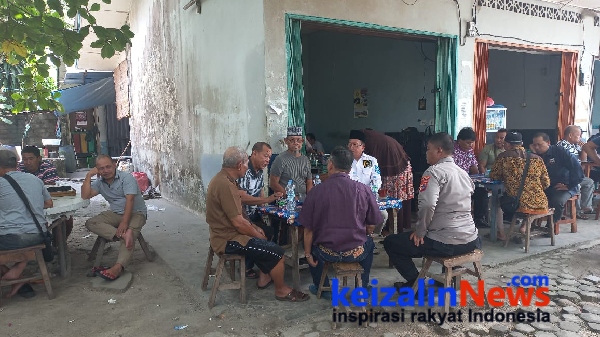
[44,199,53,209]
[305,178,314,193]
[469,165,480,175]
[583,141,600,165]
[238,190,281,205]
[269,175,286,194]
[366,225,375,235]
[231,215,267,240]
[81,169,100,200]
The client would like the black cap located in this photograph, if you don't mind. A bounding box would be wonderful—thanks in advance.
[349,130,366,142]
[505,131,523,144]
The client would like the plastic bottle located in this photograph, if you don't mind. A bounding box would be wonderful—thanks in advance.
[370,182,378,197]
[285,180,296,211]
[314,175,321,185]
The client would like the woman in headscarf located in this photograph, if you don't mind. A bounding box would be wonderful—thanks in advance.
[354,129,414,232]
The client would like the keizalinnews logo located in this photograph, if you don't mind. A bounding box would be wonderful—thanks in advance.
[331,276,551,326]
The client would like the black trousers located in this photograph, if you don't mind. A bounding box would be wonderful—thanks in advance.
[472,187,489,221]
[545,187,572,223]
[245,213,275,271]
[383,232,482,284]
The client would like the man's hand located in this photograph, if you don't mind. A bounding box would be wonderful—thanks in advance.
[252,224,267,240]
[409,232,424,247]
[305,253,318,267]
[268,192,284,202]
[578,141,585,148]
[116,221,129,238]
[529,144,536,153]
[87,167,99,178]
[554,183,569,191]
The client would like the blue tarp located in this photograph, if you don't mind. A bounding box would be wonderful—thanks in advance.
[57,76,115,115]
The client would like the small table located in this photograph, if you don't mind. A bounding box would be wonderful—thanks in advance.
[258,197,402,290]
[582,162,600,178]
[470,175,504,242]
[45,196,90,277]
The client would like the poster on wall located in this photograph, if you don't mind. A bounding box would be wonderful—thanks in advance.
[353,88,368,118]
[486,108,507,131]
[75,111,88,126]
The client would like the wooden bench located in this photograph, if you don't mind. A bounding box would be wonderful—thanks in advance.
[201,246,246,309]
[412,249,484,314]
[317,262,366,329]
[554,195,577,235]
[87,233,155,270]
[0,244,55,306]
[504,209,555,253]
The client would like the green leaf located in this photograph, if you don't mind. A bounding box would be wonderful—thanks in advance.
[101,0,111,3]
[89,40,103,48]
[11,93,21,100]
[52,91,62,99]
[100,44,115,58]
[90,3,100,11]
[47,0,62,11]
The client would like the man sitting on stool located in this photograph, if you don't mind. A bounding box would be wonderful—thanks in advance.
[383,132,481,290]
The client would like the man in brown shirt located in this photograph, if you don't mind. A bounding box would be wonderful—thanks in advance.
[206,146,309,302]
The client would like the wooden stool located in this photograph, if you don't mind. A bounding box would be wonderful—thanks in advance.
[555,195,577,235]
[317,262,364,297]
[88,233,155,269]
[412,249,484,314]
[0,244,55,306]
[504,209,555,253]
[201,246,246,309]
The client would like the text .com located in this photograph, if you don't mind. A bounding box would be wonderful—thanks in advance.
[331,276,550,307]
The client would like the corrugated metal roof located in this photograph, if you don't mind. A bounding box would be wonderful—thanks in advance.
[63,71,114,85]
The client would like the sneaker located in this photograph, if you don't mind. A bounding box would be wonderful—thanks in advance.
[308,284,332,300]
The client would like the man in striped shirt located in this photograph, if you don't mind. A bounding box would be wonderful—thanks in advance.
[18,146,59,185]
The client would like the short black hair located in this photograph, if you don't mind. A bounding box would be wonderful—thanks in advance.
[251,142,272,153]
[497,128,508,134]
[533,132,550,142]
[457,127,476,141]
[306,133,316,141]
[428,132,454,155]
[21,145,41,157]
[329,146,353,172]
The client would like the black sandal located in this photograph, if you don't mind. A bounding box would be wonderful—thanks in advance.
[17,283,36,299]
[245,269,259,279]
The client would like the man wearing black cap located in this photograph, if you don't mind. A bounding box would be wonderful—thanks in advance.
[0,149,53,299]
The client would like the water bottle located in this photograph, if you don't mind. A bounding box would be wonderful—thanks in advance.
[285,180,296,211]
[370,182,378,197]
[314,175,321,186]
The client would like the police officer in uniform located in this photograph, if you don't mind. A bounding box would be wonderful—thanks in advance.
[383,132,481,289]
[348,130,387,234]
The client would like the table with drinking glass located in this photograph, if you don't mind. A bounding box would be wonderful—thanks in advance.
[45,196,90,277]
[470,174,504,242]
[257,197,402,290]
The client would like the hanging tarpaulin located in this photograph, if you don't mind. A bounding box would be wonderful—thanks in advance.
[56,76,116,115]
[285,16,305,134]
[435,37,458,137]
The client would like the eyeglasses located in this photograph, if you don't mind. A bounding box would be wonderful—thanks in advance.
[287,139,303,144]
[347,143,363,148]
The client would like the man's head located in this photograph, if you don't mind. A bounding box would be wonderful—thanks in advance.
[222,146,249,179]
[564,125,582,145]
[503,131,523,150]
[531,132,551,155]
[495,128,507,148]
[285,126,304,153]
[95,154,117,181]
[327,146,353,173]
[348,129,366,159]
[250,142,272,170]
[306,133,316,145]
[426,132,454,165]
[21,145,42,173]
[0,149,18,175]
[456,127,476,151]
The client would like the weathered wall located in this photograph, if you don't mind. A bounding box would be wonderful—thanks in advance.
[0,112,58,147]
[264,0,600,141]
[128,0,265,212]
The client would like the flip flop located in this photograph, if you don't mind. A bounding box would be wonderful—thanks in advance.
[256,279,274,290]
[87,266,108,277]
[17,283,36,299]
[577,213,590,220]
[97,269,122,281]
[275,289,310,302]
[245,269,259,279]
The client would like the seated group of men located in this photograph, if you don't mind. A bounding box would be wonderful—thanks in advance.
[0,148,148,299]
[205,128,481,302]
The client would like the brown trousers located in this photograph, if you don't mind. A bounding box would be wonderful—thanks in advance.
[85,211,146,267]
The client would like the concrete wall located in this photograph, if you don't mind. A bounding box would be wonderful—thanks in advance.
[0,112,58,147]
[302,31,436,151]
[488,49,562,130]
[264,0,600,143]
[127,0,265,212]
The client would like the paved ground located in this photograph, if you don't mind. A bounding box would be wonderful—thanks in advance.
[4,169,600,337]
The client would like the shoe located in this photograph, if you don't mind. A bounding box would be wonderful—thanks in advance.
[17,283,36,299]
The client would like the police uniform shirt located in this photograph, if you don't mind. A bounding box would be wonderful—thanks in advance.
[349,153,382,189]
[416,156,478,245]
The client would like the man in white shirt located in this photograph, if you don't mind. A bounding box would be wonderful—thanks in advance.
[348,130,387,234]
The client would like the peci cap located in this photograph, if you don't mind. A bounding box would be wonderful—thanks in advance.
[505,131,523,144]
[287,126,303,137]
[349,130,366,142]
[0,149,18,168]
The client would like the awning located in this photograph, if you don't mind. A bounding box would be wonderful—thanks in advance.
[57,76,115,115]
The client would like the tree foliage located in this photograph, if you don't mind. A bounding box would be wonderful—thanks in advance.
[0,0,134,113]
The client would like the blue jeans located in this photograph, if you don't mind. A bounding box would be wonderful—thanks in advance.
[309,236,375,288]
[0,233,44,251]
